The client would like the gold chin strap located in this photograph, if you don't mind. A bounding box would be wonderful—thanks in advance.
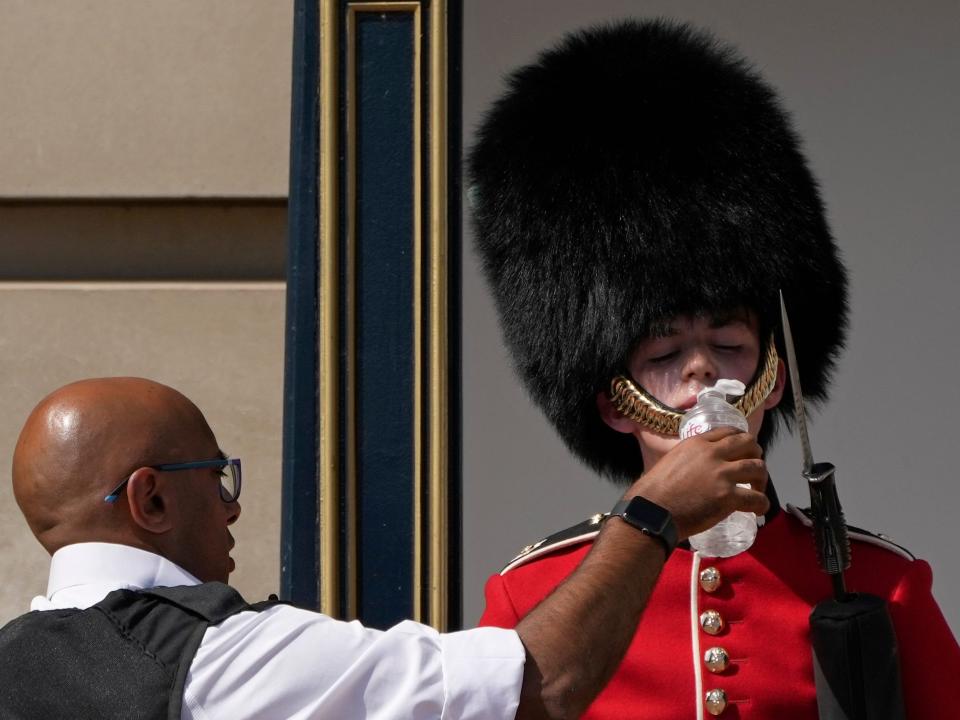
[609,336,780,436]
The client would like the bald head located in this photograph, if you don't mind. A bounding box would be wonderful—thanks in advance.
[13,377,217,553]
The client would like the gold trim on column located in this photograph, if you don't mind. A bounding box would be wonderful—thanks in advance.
[428,0,450,632]
[318,0,341,618]
[343,5,359,622]
[411,4,425,627]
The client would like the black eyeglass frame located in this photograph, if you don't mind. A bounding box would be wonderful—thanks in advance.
[103,458,242,504]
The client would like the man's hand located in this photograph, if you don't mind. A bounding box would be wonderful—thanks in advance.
[628,427,768,539]
[514,426,768,720]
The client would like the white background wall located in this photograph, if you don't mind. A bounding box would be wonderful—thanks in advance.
[462,0,960,637]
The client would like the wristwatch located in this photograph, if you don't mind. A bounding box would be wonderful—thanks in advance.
[608,496,678,557]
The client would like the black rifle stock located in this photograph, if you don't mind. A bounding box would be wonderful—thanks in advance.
[806,464,906,720]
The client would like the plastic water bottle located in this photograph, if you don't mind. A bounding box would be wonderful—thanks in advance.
[680,379,758,558]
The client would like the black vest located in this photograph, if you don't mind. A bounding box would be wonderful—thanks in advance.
[0,582,279,720]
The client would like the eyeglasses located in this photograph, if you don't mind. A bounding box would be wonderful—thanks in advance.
[103,458,242,504]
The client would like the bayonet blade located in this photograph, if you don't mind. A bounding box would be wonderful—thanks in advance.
[779,291,815,474]
[779,291,851,589]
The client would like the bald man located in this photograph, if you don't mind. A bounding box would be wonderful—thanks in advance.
[1,377,768,719]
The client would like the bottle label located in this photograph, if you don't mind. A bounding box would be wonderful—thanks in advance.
[679,421,710,440]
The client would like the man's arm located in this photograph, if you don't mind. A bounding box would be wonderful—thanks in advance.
[514,427,769,720]
[182,430,765,720]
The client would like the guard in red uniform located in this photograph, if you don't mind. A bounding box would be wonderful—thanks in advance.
[468,18,960,719]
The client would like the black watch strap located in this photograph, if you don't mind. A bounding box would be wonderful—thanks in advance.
[608,496,678,557]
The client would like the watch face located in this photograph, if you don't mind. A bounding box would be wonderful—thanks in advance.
[611,495,678,555]
[625,496,670,534]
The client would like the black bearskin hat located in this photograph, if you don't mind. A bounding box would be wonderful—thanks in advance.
[468,19,848,482]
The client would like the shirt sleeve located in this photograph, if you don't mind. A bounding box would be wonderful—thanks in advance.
[182,605,525,720]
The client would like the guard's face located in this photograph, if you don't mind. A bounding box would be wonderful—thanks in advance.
[629,313,762,410]
[626,312,765,466]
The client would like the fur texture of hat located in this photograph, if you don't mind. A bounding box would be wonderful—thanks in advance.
[468,19,848,482]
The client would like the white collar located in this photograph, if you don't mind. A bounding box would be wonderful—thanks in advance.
[33,542,201,612]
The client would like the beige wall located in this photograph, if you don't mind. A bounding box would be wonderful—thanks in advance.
[0,1,293,623]
[0,202,286,280]
[0,1,292,198]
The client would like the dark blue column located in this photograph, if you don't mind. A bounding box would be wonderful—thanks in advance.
[281,0,320,608]
[354,11,416,627]
[283,0,462,631]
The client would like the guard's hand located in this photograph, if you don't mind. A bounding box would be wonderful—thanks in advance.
[625,427,768,540]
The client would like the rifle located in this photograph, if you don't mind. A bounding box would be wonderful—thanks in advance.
[780,292,906,720]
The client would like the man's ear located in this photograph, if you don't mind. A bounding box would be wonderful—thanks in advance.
[126,468,174,534]
[763,358,787,410]
[596,390,637,434]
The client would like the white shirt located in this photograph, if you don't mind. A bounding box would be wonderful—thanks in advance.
[32,543,525,720]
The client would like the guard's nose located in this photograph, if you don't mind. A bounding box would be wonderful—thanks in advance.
[682,346,718,384]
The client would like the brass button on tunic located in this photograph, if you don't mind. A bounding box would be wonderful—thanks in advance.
[699,566,722,593]
[700,609,724,635]
[705,688,727,715]
[704,646,730,673]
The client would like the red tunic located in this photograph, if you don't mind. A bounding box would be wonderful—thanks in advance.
[480,504,959,719]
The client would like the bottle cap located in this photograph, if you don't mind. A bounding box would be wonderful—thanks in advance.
[697,379,746,403]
